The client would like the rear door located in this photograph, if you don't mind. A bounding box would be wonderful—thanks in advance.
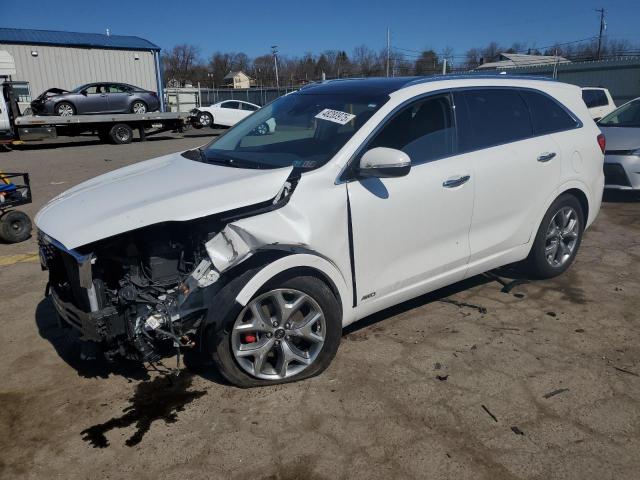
[105,84,132,113]
[454,88,561,269]
[217,101,244,125]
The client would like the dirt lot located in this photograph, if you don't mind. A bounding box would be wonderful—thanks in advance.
[1,134,639,480]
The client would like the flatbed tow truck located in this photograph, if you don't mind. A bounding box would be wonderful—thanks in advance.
[1,81,192,146]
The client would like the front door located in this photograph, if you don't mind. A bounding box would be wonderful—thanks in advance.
[347,93,474,308]
[77,84,109,114]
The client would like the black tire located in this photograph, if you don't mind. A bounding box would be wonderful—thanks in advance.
[525,193,584,279]
[97,129,111,143]
[198,112,213,128]
[55,101,76,116]
[131,101,148,114]
[108,124,134,144]
[206,272,342,388]
[0,210,32,243]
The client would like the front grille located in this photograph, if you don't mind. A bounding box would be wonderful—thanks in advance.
[603,163,631,187]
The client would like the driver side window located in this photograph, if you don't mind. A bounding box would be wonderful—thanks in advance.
[368,93,455,165]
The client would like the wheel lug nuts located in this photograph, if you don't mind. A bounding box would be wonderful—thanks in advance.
[275,340,280,345]
[272,321,279,327]
[266,332,272,338]
[285,323,291,329]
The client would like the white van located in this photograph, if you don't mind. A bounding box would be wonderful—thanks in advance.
[36,76,604,387]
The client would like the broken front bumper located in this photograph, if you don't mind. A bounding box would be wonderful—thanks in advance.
[50,289,123,342]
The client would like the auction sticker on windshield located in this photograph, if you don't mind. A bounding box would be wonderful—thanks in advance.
[315,108,356,125]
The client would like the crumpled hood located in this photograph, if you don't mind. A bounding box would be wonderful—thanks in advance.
[35,151,293,249]
[599,126,640,151]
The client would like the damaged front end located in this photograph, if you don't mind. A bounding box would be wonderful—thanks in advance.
[39,177,298,363]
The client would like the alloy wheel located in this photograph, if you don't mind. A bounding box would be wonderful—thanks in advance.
[231,289,326,380]
[545,206,580,267]
[57,104,74,116]
[132,102,147,114]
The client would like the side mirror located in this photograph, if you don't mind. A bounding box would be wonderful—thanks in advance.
[358,147,411,178]
[80,90,88,96]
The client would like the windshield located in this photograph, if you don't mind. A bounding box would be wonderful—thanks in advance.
[599,99,640,127]
[198,91,388,170]
[71,84,90,93]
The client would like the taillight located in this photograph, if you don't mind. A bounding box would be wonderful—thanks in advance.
[597,133,606,154]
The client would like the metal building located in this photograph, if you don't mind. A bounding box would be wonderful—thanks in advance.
[0,28,164,110]
[475,57,640,105]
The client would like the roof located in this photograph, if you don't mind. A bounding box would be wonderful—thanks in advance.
[300,74,556,96]
[477,52,570,70]
[0,28,160,51]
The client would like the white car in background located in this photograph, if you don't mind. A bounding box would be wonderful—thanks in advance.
[581,87,616,121]
[194,100,261,128]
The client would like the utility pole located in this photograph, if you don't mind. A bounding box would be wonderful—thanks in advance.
[596,8,606,60]
[271,45,280,90]
[442,58,447,75]
[386,28,390,77]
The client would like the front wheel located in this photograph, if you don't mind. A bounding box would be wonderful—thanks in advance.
[55,102,76,116]
[210,275,342,388]
[525,194,584,279]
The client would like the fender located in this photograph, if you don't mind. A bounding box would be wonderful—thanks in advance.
[234,252,355,326]
[533,179,594,240]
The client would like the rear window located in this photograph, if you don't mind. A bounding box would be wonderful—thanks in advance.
[454,89,532,152]
[582,89,609,108]
[242,103,259,111]
[520,90,579,135]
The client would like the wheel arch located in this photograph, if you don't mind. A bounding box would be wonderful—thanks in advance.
[233,252,351,324]
[560,187,589,225]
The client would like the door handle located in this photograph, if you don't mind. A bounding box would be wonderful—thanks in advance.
[537,152,556,162]
[442,175,471,188]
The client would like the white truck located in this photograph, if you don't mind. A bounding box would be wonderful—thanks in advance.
[1,81,192,147]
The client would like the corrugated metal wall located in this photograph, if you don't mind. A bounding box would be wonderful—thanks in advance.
[485,57,640,105]
[0,43,158,97]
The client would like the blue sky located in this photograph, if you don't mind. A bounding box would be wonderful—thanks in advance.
[3,0,640,62]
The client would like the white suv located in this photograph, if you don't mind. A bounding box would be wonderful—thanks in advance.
[36,76,605,387]
[581,87,616,121]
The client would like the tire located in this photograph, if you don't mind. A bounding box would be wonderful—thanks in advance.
[0,210,32,243]
[108,124,134,144]
[525,193,584,279]
[254,122,269,136]
[131,101,147,114]
[198,112,213,128]
[55,101,76,116]
[207,273,342,388]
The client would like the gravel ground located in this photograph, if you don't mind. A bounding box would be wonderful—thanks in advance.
[1,134,639,480]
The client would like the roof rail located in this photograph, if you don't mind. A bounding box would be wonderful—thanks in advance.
[402,73,556,89]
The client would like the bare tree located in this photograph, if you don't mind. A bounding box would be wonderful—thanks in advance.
[162,44,201,86]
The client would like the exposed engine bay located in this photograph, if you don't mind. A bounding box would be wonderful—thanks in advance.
[39,174,299,364]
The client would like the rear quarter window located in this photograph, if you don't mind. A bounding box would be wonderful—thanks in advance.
[520,90,580,135]
[582,89,609,108]
[454,89,532,152]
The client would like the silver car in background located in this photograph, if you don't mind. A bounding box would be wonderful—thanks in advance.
[30,82,160,116]
[598,98,640,189]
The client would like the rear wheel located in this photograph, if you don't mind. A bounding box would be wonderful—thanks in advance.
[0,210,32,243]
[131,101,147,114]
[108,124,134,144]
[55,102,75,116]
[525,194,584,279]
[209,275,342,388]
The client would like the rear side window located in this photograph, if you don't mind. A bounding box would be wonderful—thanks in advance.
[520,90,579,135]
[582,89,608,108]
[223,101,240,109]
[367,93,455,164]
[454,89,532,152]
